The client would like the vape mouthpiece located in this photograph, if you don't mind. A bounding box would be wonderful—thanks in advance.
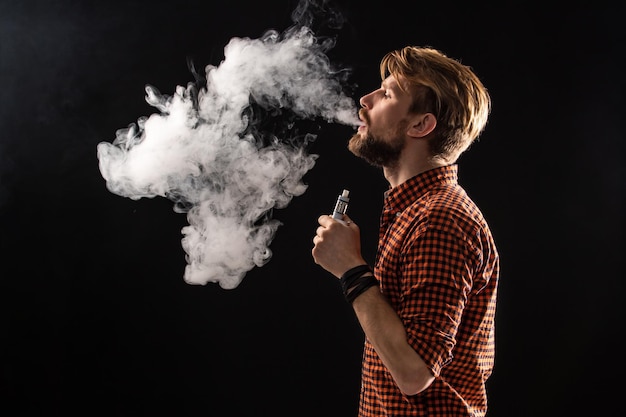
[332,189,350,221]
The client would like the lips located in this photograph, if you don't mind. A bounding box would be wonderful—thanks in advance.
[357,114,368,132]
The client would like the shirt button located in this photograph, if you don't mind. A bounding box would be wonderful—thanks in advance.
[395,212,401,217]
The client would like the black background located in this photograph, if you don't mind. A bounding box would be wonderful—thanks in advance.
[1,0,624,416]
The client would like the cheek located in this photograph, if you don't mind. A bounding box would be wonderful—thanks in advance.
[373,105,402,127]
[370,113,396,137]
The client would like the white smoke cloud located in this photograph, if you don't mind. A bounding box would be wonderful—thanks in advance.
[96,4,359,289]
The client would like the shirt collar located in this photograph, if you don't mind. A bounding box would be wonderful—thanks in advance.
[383,164,459,212]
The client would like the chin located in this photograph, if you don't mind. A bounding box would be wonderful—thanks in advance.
[348,134,362,151]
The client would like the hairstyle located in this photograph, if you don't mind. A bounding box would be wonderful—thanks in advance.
[380,46,491,161]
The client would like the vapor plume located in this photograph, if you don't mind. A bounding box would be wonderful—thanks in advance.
[96,1,359,289]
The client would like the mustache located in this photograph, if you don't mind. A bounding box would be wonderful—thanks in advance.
[358,108,370,125]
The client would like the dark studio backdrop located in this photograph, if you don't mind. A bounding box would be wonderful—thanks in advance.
[1,0,623,416]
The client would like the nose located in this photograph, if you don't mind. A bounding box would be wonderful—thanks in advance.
[359,91,374,109]
[359,98,366,108]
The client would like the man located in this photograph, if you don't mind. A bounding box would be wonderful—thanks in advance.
[312,46,500,416]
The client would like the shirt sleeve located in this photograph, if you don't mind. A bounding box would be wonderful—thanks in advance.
[399,224,475,377]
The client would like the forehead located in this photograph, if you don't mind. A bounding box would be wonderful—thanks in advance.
[382,75,400,90]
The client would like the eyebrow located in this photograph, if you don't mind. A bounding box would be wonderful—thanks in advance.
[382,77,400,92]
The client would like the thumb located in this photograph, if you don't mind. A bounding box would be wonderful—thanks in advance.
[342,214,356,226]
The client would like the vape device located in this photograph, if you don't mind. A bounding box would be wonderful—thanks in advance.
[332,189,350,222]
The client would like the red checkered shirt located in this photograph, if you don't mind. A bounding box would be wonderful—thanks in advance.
[359,164,499,416]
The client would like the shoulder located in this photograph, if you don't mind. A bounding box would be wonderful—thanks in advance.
[403,183,491,251]
[418,183,481,224]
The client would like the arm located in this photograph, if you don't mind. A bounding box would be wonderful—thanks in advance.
[352,285,435,395]
[312,214,435,395]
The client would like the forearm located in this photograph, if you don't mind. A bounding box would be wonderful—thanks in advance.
[352,284,435,396]
[312,215,435,394]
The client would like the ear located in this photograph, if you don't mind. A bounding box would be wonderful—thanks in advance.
[407,113,437,138]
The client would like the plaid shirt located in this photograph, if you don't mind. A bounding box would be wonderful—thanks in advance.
[359,165,499,416]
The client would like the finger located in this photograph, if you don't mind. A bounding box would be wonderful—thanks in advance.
[318,214,333,226]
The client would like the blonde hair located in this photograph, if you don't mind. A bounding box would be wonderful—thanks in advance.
[380,46,491,161]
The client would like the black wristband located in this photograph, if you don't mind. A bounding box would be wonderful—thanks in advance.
[340,265,372,293]
[345,275,379,304]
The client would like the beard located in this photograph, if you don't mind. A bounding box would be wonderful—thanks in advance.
[348,121,407,168]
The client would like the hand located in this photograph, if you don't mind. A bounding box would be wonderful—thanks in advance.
[312,214,368,278]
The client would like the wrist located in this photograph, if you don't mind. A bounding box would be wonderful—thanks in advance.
[340,264,379,304]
